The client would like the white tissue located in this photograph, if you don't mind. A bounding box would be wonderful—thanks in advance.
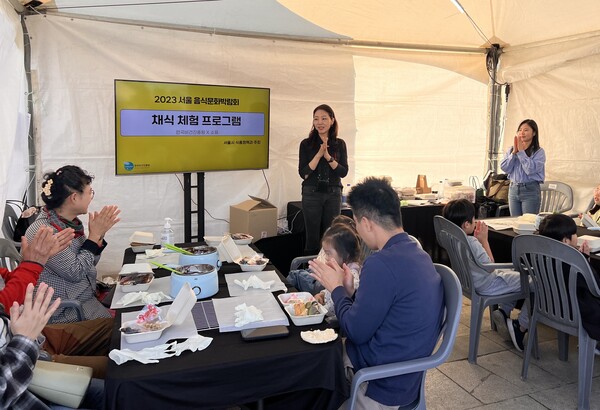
[145,249,164,258]
[168,335,213,356]
[233,275,275,291]
[117,291,172,306]
[234,303,264,327]
[109,335,213,364]
[109,343,175,365]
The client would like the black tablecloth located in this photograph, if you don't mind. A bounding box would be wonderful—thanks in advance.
[287,201,447,264]
[104,247,347,410]
[488,224,600,272]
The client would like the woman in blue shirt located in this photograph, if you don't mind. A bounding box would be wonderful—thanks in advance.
[500,119,546,216]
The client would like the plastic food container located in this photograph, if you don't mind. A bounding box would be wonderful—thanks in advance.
[129,231,155,253]
[231,233,253,245]
[203,236,225,247]
[120,282,196,344]
[118,272,154,292]
[118,263,155,292]
[284,304,327,326]
[235,256,269,272]
[278,292,316,306]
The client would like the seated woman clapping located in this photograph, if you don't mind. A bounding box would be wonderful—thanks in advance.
[25,165,120,324]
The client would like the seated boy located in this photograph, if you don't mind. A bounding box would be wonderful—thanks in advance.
[538,214,600,348]
[442,199,529,351]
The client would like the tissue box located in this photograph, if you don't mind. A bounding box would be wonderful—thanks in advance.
[230,196,277,242]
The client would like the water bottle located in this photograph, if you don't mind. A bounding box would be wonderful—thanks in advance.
[342,183,351,206]
[160,217,174,246]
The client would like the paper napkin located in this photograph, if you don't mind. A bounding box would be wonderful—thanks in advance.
[233,275,275,291]
[117,291,172,306]
[109,335,213,364]
[234,303,264,327]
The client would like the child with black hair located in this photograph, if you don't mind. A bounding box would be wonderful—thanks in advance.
[314,223,362,316]
[443,199,530,351]
[538,214,600,349]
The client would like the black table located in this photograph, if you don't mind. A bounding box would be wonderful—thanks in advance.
[104,247,347,410]
[286,201,447,264]
[487,223,600,361]
[488,224,600,272]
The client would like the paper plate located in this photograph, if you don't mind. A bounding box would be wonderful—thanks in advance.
[300,329,338,344]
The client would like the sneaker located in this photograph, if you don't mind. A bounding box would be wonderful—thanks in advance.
[491,309,509,339]
[507,318,527,352]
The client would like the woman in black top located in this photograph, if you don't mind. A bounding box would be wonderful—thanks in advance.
[298,104,348,254]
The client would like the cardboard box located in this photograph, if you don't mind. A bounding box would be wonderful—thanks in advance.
[230,196,277,242]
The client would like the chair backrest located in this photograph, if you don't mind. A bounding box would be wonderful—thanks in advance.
[539,181,573,213]
[433,215,485,298]
[512,234,600,336]
[348,263,462,410]
[2,203,20,242]
[0,238,22,271]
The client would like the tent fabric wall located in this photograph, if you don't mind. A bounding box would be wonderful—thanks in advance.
[0,2,29,227]
[24,14,488,275]
[500,33,600,211]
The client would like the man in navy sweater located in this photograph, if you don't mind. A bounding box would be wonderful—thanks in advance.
[310,177,445,409]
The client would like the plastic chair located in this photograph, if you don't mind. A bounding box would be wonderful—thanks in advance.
[512,234,599,410]
[2,202,22,250]
[348,264,462,410]
[0,238,21,270]
[0,238,85,321]
[433,215,528,363]
[539,181,573,213]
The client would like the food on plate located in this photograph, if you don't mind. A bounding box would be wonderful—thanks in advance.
[183,245,217,255]
[133,304,167,331]
[238,255,268,265]
[293,301,320,316]
[231,233,252,240]
[118,272,153,286]
[120,326,141,334]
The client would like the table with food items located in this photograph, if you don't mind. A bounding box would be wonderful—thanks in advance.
[104,235,348,410]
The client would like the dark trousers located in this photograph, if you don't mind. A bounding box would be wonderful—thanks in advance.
[301,186,341,254]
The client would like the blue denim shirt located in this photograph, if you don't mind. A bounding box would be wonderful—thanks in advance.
[500,147,545,184]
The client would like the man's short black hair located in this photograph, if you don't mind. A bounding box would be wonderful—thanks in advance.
[347,177,402,230]
[442,199,475,228]
[538,213,577,241]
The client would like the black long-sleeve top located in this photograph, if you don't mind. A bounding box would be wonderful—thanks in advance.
[298,138,348,188]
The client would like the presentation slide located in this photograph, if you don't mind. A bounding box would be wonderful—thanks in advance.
[115,80,270,175]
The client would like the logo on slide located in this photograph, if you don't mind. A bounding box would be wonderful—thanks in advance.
[123,162,134,171]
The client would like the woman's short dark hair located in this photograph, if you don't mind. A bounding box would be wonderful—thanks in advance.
[347,177,402,230]
[41,165,94,209]
[538,214,576,242]
[442,199,475,228]
[308,104,338,147]
[518,119,540,156]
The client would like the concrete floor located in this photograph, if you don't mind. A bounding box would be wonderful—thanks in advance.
[425,297,600,409]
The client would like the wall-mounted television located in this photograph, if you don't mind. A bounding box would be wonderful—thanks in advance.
[114,79,270,175]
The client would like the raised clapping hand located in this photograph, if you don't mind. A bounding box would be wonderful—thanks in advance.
[580,240,590,256]
[474,220,489,244]
[21,226,75,265]
[10,282,60,341]
[88,205,121,245]
[309,258,354,296]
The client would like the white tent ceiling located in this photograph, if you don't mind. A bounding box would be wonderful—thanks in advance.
[3,0,600,275]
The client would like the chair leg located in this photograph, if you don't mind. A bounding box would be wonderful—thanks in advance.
[557,331,569,361]
[468,299,485,364]
[521,316,537,380]
[489,304,498,331]
[577,333,595,410]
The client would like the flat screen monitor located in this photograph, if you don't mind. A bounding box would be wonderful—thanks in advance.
[114,79,270,175]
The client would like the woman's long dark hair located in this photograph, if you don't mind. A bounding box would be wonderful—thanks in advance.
[518,119,540,157]
[308,104,338,149]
